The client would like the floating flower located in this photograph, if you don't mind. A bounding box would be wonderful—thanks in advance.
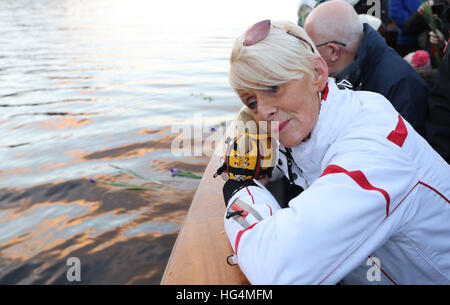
[170,168,181,177]
[89,166,161,191]
[170,168,202,179]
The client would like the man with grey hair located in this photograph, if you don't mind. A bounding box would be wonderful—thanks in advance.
[304,0,429,135]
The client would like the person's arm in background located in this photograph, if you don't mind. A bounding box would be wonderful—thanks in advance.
[402,0,437,36]
[403,11,429,35]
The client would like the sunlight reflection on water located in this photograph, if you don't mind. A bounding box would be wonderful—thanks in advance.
[0,0,297,284]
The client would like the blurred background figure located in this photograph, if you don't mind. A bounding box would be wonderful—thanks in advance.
[304,0,429,135]
[404,49,432,71]
[403,0,450,67]
[424,16,450,163]
[302,0,398,49]
[389,0,423,56]
[297,0,318,26]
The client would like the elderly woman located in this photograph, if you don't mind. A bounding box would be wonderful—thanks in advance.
[222,20,450,284]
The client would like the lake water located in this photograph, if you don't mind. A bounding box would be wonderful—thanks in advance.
[0,0,298,284]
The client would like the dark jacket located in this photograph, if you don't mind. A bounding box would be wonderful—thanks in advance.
[403,11,449,68]
[389,0,421,46]
[403,11,429,36]
[425,42,450,163]
[334,23,430,135]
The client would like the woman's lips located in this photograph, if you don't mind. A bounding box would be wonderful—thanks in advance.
[278,119,292,132]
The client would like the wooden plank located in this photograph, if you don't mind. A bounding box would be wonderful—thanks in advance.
[161,152,249,285]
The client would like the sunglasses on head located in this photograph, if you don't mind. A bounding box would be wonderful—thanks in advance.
[243,19,316,54]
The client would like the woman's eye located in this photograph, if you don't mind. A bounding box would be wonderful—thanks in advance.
[248,101,257,109]
[246,98,257,109]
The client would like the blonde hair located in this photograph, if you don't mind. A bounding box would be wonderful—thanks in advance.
[229,20,320,92]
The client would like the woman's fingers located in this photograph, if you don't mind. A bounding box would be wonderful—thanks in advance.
[257,175,270,186]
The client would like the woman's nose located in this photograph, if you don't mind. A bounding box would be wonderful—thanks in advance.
[257,102,277,122]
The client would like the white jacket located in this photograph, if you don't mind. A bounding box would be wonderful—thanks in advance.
[224,81,450,285]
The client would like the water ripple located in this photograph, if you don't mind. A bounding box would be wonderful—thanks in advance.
[0,0,245,284]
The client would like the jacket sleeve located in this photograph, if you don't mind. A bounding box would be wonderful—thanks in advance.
[223,148,417,284]
[389,0,410,29]
[403,11,428,36]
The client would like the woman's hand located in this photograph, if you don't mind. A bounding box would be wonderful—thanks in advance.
[257,175,270,187]
[215,106,277,183]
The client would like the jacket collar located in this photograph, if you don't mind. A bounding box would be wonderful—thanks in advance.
[333,23,386,90]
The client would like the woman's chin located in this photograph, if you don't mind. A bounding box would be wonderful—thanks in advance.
[279,134,303,148]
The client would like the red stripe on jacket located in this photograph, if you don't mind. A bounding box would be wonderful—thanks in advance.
[387,115,408,147]
[235,223,258,257]
[320,164,391,217]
